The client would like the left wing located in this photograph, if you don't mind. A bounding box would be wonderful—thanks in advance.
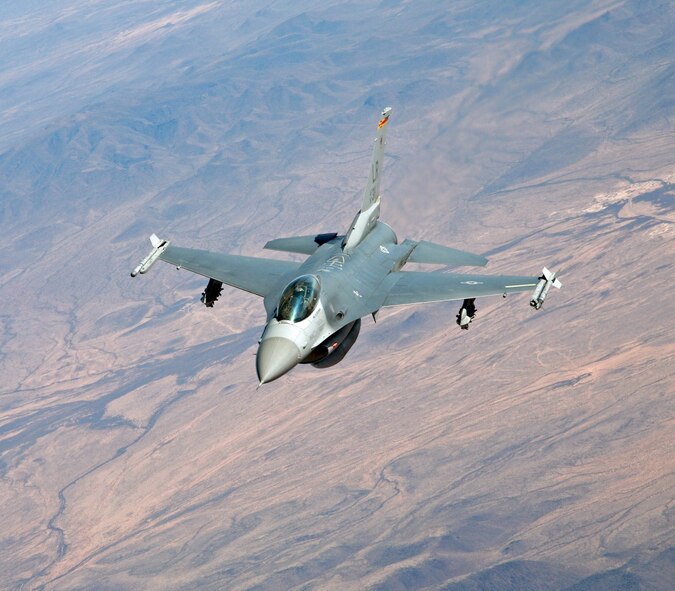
[406,240,488,267]
[381,271,539,307]
[131,235,301,297]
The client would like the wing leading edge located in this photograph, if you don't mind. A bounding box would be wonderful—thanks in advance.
[157,245,301,297]
[381,271,539,307]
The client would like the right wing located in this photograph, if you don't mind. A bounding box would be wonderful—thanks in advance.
[159,246,300,297]
[131,235,301,298]
[381,270,539,307]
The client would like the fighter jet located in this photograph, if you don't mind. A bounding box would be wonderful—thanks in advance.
[131,108,561,384]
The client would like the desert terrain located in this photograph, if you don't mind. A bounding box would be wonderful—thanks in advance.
[0,1,673,589]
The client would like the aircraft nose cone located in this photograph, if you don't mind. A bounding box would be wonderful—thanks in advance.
[256,337,301,385]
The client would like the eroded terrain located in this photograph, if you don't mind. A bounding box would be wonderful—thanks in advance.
[1,1,673,589]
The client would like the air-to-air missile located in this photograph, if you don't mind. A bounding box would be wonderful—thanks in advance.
[130,234,170,277]
[530,267,562,309]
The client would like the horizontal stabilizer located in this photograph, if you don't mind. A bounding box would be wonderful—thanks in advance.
[264,233,341,255]
[408,240,488,267]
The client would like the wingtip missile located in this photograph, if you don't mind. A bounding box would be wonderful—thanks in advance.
[530,267,562,309]
[131,234,170,277]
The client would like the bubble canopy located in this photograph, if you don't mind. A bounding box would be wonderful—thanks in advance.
[276,275,321,323]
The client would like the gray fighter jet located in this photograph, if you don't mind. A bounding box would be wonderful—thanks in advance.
[132,108,561,384]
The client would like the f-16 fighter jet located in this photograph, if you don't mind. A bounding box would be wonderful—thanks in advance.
[132,108,561,384]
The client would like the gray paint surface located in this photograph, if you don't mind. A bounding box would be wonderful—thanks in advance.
[136,109,550,383]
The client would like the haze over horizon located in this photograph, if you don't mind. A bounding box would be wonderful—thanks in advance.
[1,1,673,589]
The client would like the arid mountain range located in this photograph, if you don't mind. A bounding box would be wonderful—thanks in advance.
[1,1,673,589]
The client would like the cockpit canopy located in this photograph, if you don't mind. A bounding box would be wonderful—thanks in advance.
[276,275,321,323]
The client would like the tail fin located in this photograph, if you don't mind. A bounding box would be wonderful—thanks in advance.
[343,107,392,251]
[362,106,391,210]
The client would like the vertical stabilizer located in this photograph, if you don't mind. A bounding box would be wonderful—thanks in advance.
[362,106,391,210]
[343,107,392,251]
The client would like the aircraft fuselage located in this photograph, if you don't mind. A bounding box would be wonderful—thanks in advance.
[256,222,412,383]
